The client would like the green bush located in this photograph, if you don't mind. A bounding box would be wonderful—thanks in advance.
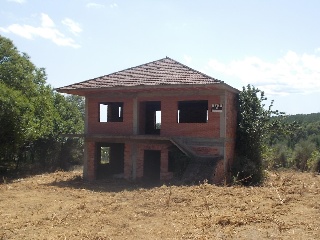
[232,155,264,185]
[307,150,320,173]
[264,144,291,169]
[291,140,316,171]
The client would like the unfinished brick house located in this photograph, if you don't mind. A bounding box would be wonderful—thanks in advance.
[57,57,239,184]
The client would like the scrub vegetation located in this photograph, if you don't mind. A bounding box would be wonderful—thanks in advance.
[233,85,320,185]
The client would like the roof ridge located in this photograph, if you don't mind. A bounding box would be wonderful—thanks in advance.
[59,57,170,89]
[164,57,224,83]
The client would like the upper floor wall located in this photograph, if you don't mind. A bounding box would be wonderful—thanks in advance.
[86,87,238,140]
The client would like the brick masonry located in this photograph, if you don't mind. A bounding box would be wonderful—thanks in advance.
[83,86,238,183]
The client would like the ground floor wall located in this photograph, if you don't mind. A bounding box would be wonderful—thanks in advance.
[84,138,236,184]
[85,140,173,181]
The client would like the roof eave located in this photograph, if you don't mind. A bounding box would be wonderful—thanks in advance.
[56,83,216,94]
[56,82,239,96]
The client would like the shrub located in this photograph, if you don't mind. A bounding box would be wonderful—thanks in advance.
[291,140,316,171]
[264,144,291,169]
[307,150,320,173]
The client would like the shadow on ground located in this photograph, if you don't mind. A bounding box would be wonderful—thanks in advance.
[47,174,186,193]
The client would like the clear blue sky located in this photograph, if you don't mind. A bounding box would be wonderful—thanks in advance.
[1,0,320,114]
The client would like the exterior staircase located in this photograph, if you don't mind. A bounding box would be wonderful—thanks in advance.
[170,137,225,184]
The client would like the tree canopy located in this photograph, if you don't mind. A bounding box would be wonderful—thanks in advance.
[233,85,320,185]
[0,36,84,174]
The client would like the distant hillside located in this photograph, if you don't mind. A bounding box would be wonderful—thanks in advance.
[284,112,320,123]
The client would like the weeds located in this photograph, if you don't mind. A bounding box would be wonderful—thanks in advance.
[1,169,319,239]
[165,187,172,208]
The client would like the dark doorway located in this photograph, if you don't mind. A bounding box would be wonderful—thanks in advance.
[96,143,124,179]
[144,101,161,135]
[143,150,161,181]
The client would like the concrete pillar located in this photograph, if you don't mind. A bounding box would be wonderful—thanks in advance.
[160,147,168,174]
[124,143,132,179]
[86,141,96,181]
[220,93,226,139]
[83,97,89,180]
[133,97,138,135]
[220,92,228,177]
[131,142,137,180]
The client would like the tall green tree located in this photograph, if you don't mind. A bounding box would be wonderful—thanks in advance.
[233,85,294,184]
[0,35,84,173]
[0,36,54,165]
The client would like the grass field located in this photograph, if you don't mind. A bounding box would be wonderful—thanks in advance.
[0,169,319,239]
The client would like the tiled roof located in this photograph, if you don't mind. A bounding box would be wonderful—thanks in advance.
[57,57,223,92]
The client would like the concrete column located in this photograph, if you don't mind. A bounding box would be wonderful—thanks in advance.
[219,93,226,139]
[131,142,137,180]
[220,92,228,177]
[83,141,88,180]
[133,97,138,135]
[160,147,168,174]
[86,141,96,181]
[83,97,89,179]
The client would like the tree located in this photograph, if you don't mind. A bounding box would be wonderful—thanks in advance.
[233,85,291,184]
[0,35,84,174]
[0,36,54,167]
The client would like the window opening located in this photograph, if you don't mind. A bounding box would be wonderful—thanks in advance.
[155,110,161,129]
[99,102,123,122]
[177,100,208,123]
[100,146,110,164]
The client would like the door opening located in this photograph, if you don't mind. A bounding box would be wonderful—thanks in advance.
[143,150,161,181]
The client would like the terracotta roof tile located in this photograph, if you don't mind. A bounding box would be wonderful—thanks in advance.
[57,57,223,92]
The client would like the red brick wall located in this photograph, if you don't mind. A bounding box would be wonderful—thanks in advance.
[87,97,134,135]
[191,146,220,156]
[85,140,174,181]
[87,94,223,138]
[86,141,96,181]
[84,89,238,182]
[212,159,225,185]
[123,142,132,179]
[136,143,172,180]
[224,91,238,171]
[160,95,220,138]
[226,92,238,140]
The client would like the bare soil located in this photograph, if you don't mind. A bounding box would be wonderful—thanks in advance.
[0,169,319,239]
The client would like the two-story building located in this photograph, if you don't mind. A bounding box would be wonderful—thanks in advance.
[57,57,239,184]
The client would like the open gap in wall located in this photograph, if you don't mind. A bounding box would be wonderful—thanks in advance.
[97,143,124,179]
[100,146,110,164]
[143,150,161,181]
[177,100,208,123]
[143,101,161,135]
[99,102,123,122]
[155,110,161,129]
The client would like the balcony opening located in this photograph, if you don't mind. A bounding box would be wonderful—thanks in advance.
[140,101,161,135]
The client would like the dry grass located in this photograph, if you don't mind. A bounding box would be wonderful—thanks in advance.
[0,170,319,239]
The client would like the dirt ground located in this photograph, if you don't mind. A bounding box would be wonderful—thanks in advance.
[0,169,319,240]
